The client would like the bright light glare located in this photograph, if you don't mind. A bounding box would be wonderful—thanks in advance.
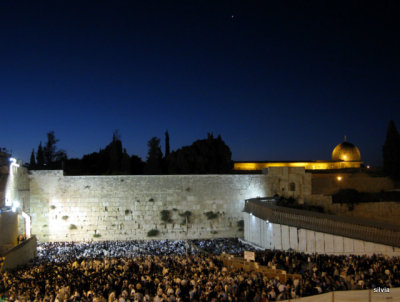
[9,157,20,167]
[11,201,21,212]
[22,211,31,238]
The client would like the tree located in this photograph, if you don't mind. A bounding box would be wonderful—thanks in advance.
[109,130,123,173]
[64,131,144,175]
[165,130,170,158]
[43,131,58,165]
[43,131,67,168]
[120,148,131,174]
[168,133,233,174]
[145,137,163,174]
[29,149,36,169]
[383,120,400,179]
[163,130,171,173]
[36,142,44,169]
[130,154,145,174]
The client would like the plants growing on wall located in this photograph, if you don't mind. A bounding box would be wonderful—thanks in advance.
[62,215,69,220]
[237,219,244,231]
[147,229,159,237]
[160,210,172,223]
[204,211,218,220]
[69,224,77,230]
[179,211,192,224]
[93,233,101,238]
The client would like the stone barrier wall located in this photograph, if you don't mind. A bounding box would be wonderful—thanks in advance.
[312,172,394,195]
[1,236,37,272]
[280,288,400,302]
[29,171,272,242]
[244,213,400,256]
[305,196,400,226]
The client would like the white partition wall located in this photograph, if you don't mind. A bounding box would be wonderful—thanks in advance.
[306,230,315,253]
[315,232,325,253]
[243,212,400,256]
[324,234,334,254]
[281,225,290,250]
[344,237,354,253]
[289,227,298,250]
[273,223,282,250]
[298,229,307,251]
[333,235,344,253]
[266,222,274,249]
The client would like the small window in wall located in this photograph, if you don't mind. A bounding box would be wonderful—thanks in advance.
[289,182,296,192]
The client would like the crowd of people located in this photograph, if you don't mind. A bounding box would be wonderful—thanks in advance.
[0,238,399,301]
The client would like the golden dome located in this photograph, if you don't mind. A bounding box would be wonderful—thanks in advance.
[332,141,361,162]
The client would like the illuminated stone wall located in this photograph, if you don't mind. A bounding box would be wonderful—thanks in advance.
[265,167,311,203]
[0,154,30,211]
[29,168,312,242]
[6,163,30,212]
[0,152,9,208]
[0,212,18,254]
[29,171,274,242]
[234,161,362,171]
[0,156,30,246]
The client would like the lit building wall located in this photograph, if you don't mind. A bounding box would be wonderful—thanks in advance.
[234,161,362,171]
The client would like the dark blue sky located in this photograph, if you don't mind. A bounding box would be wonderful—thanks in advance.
[1,1,399,166]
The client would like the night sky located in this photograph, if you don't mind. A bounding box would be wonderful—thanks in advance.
[1,1,399,166]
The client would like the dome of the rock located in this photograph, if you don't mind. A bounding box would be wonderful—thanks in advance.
[332,141,361,162]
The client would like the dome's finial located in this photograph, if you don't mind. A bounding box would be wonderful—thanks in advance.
[344,135,347,142]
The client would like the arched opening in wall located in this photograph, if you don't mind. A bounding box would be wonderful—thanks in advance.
[289,182,296,192]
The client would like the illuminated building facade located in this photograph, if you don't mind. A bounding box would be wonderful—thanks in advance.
[234,141,363,171]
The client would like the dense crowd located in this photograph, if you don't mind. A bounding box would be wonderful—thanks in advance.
[35,240,191,264]
[0,239,399,301]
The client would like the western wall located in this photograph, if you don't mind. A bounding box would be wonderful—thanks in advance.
[29,171,263,242]
[4,160,400,244]
[28,168,310,242]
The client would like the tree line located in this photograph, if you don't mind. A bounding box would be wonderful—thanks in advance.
[27,120,400,178]
[29,131,233,175]
[383,120,400,180]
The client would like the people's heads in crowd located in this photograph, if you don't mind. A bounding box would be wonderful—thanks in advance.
[1,239,399,301]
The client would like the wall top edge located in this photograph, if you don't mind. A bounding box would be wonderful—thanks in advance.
[29,171,265,177]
